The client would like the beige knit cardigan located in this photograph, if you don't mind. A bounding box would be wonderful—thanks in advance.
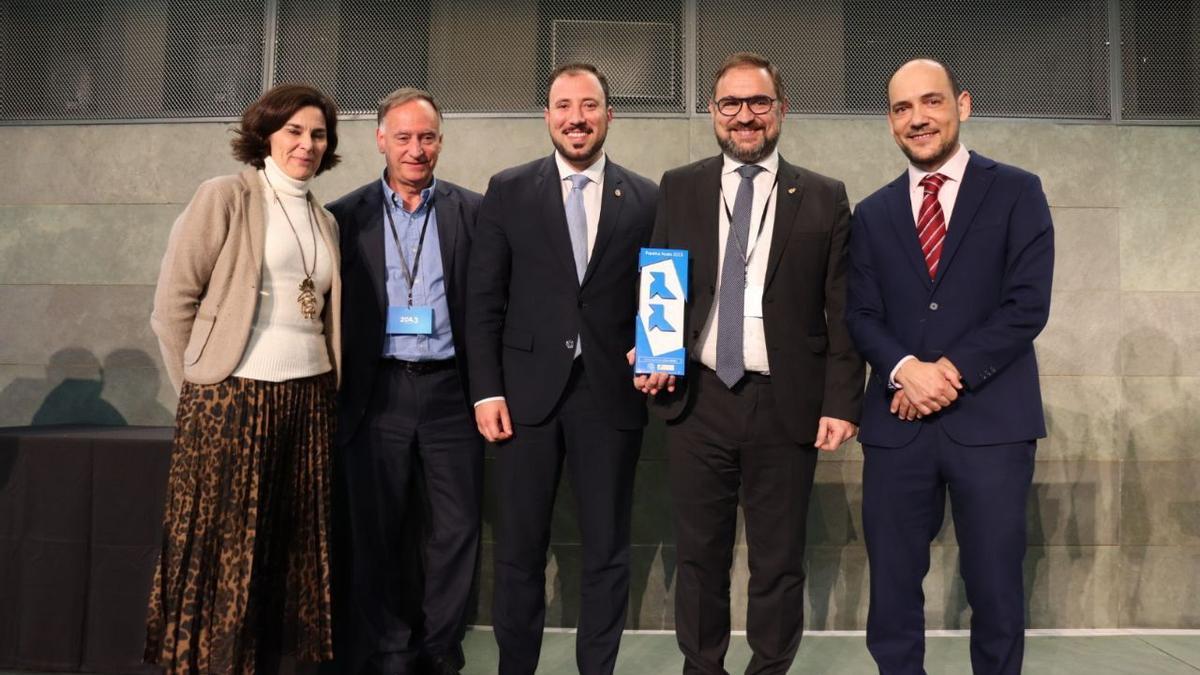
[151,168,342,393]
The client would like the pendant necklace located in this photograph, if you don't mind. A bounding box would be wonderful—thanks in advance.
[263,172,320,320]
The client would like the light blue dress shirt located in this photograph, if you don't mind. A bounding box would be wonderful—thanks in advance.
[382,174,455,360]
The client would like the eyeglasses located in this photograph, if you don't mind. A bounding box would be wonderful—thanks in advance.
[714,95,776,116]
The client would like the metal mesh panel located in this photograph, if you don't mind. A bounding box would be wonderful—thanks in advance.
[697,0,1111,119]
[1121,0,1200,120]
[272,0,684,114]
[273,0,432,114]
[1,0,1198,123]
[0,0,266,121]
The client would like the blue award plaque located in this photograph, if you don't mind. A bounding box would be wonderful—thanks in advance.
[635,248,688,375]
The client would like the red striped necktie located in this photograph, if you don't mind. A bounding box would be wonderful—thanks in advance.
[917,173,948,279]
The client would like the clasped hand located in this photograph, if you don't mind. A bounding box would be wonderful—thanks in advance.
[892,357,962,421]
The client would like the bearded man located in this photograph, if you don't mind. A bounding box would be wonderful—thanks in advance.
[466,62,658,675]
[637,52,864,675]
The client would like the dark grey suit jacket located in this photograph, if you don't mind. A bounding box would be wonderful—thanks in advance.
[648,155,864,443]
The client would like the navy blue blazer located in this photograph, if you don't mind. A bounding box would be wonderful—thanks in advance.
[327,178,482,444]
[846,152,1054,447]
[465,155,658,430]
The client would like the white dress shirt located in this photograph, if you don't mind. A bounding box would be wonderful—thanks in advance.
[890,143,971,384]
[555,151,605,259]
[697,150,780,375]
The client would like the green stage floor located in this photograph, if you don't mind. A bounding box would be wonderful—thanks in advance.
[459,630,1200,674]
[4,631,1198,674]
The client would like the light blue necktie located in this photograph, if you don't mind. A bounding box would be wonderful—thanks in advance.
[715,164,764,388]
[566,173,590,282]
[566,173,590,357]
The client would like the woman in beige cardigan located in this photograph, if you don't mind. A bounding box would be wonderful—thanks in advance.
[145,83,342,674]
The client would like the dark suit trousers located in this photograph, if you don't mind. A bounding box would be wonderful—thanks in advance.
[342,360,483,674]
[667,367,819,675]
[862,423,1035,675]
[492,361,642,675]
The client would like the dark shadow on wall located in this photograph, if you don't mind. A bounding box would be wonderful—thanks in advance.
[103,348,174,425]
[805,471,865,630]
[0,348,127,427]
[1120,327,1197,627]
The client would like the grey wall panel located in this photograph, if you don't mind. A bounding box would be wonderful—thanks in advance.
[2,118,1200,630]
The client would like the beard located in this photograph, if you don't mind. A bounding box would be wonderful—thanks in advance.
[551,125,607,167]
[899,127,960,171]
[716,123,780,164]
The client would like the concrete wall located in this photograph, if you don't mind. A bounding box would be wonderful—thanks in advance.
[1,114,1197,630]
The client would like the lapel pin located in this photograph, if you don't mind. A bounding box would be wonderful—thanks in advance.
[614,188,622,198]
[787,186,797,194]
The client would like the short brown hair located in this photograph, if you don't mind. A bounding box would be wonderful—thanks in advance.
[548,62,611,107]
[377,87,443,126]
[710,52,786,104]
[231,83,341,175]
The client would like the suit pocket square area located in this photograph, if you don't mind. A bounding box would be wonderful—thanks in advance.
[502,326,534,352]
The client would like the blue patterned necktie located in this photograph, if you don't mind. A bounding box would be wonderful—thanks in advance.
[715,164,764,388]
[566,173,590,282]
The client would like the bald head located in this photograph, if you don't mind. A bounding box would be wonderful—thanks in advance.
[888,59,961,106]
[885,58,971,171]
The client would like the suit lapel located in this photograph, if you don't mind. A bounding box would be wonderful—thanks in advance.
[358,184,388,313]
[433,181,458,290]
[763,159,804,289]
[693,158,724,307]
[883,173,933,287]
[537,157,580,286]
[934,152,996,287]
[581,162,624,287]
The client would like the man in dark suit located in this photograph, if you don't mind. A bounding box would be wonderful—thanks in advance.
[846,58,1054,675]
[641,52,864,674]
[466,63,657,675]
[327,88,482,675]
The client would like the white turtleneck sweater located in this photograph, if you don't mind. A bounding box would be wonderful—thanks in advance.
[231,156,334,382]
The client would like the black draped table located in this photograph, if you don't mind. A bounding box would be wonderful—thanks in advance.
[0,425,173,673]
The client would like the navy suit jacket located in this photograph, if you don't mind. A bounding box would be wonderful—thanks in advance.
[327,178,482,445]
[465,155,658,430]
[846,152,1054,447]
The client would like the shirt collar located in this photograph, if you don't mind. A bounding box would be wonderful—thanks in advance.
[721,148,780,178]
[907,143,970,188]
[380,169,437,213]
[554,151,606,185]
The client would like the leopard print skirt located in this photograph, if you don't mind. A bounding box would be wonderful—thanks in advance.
[145,373,335,674]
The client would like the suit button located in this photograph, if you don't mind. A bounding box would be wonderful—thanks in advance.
[929,302,939,311]
[691,330,700,339]
[709,286,716,295]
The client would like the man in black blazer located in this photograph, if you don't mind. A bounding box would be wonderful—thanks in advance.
[327,88,482,675]
[640,53,864,675]
[466,63,657,675]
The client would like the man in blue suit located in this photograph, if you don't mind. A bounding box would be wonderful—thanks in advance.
[846,59,1054,675]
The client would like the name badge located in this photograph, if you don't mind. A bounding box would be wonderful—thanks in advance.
[744,283,764,318]
[387,306,433,335]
